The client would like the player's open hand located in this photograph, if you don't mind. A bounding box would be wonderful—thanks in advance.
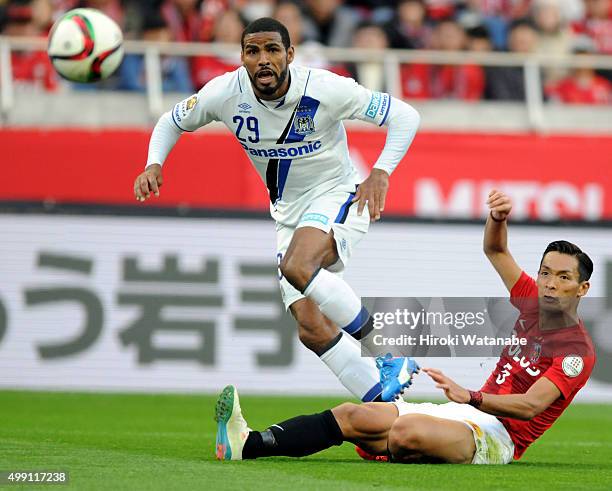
[423,368,471,404]
[134,164,163,202]
[487,189,512,221]
[352,168,389,222]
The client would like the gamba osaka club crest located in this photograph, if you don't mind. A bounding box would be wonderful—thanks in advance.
[293,102,317,136]
[294,114,315,135]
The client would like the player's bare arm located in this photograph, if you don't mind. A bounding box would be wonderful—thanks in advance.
[352,168,389,222]
[424,367,561,420]
[133,163,162,202]
[483,188,522,291]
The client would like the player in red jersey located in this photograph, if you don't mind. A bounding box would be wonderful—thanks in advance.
[214,189,595,464]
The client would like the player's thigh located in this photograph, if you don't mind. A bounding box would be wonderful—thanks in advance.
[283,226,338,269]
[333,402,399,454]
[288,186,369,271]
[389,413,476,464]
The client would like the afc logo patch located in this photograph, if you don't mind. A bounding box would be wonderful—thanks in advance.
[294,115,315,135]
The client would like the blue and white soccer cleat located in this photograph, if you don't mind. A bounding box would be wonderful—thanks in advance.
[376,353,420,402]
[215,385,251,460]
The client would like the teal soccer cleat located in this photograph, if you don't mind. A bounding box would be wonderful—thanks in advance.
[214,385,251,460]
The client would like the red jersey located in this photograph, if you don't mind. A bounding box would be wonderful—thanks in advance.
[11,51,58,91]
[480,272,596,459]
[546,76,612,105]
[572,19,612,54]
[400,64,485,101]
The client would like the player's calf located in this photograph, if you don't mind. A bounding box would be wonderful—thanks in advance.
[290,299,384,402]
[291,299,340,354]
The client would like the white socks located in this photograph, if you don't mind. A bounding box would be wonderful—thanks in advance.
[319,333,382,402]
[303,269,369,337]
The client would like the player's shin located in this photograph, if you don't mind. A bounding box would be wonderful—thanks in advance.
[302,270,382,401]
[319,332,383,402]
[242,410,344,459]
[303,269,374,340]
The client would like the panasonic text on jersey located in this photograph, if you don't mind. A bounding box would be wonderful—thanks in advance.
[240,140,323,158]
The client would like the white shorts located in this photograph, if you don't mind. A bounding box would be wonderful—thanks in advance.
[392,401,514,465]
[276,187,370,309]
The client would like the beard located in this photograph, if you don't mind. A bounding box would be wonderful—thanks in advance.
[251,63,289,97]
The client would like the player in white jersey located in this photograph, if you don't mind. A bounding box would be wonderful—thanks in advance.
[134,18,421,403]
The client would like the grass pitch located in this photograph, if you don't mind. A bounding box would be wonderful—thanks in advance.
[1,390,611,490]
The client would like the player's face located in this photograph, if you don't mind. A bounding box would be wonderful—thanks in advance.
[241,32,294,100]
[536,252,589,313]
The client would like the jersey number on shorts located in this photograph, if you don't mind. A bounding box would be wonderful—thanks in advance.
[233,116,260,143]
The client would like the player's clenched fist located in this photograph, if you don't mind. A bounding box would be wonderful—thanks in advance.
[486,189,512,221]
[134,164,163,202]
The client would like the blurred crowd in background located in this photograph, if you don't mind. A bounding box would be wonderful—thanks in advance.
[1,0,612,104]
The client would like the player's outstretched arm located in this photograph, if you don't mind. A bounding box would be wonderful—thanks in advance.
[424,368,560,420]
[483,189,522,291]
[133,112,182,202]
[475,378,561,420]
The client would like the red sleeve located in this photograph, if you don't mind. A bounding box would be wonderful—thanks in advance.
[543,354,594,399]
[509,271,538,312]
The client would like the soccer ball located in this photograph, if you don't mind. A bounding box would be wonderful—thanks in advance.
[47,8,124,83]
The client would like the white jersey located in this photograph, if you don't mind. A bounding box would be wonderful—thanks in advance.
[170,64,396,226]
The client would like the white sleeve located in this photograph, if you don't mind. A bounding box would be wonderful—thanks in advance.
[372,97,420,176]
[146,112,182,168]
[327,74,392,126]
[169,85,219,132]
[145,75,225,168]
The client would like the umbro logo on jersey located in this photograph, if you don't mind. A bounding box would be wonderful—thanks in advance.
[238,103,252,113]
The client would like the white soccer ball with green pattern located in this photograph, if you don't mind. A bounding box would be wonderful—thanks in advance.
[48,8,124,83]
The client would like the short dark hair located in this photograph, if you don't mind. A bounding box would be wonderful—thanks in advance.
[509,18,537,33]
[467,25,491,41]
[241,17,291,50]
[540,240,593,282]
[142,10,168,31]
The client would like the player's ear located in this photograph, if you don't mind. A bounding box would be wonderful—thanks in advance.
[577,281,590,298]
[287,45,295,64]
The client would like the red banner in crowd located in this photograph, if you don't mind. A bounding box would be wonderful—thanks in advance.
[2,129,611,220]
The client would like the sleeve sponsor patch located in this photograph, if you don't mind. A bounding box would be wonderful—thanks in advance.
[562,355,584,378]
[364,92,390,125]
[173,95,199,126]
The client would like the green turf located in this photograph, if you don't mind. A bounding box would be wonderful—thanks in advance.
[1,390,611,490]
